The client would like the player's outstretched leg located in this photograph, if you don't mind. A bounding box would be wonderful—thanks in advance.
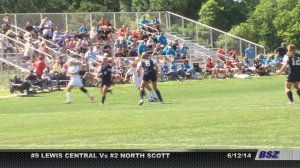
[285,82,294,104]
[139,89,145,105]
[80,87,94,103]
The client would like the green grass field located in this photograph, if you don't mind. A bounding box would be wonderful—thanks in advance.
[0,75,300,149]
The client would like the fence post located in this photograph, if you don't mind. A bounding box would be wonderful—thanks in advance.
[225,35,228,55]
[113,12,117,30]
[210,29,213,48]
[158,12,162,30]
[0,34,4,90]
[14,14,17,32]
[196,24,199,44]
[165,12,168,31]
[65,13,68,31]
[89,13,93,29]
[182,18,184,37]
[239,39,243,57]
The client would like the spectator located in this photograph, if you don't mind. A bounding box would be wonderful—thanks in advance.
[224,59,235,76]
[52,31,61,43]
[90,26,98,43]
[228,48,237,59]
[51,58,63,90]
[165,46,176,59]
[84,46,97,64]
[38,42,50,58]
[256,49,265,62]
[205,57,214,75]
[25,21,34,32]
[169,61,182,80]
[79,23,89,35]
[182,60,196,78]
[114,47,126,57]
[275,43,287,57]
[217,45,226,61]
[153,43,164,56]
[32,56,46,79]
[118,25,128,38]
[213,60,225,78]
[180,43,190,58]
[172,39,180,50]
[157,32,167,46]
[23,39,34,61]
[138,41,148,55]
[245,43,255,60]
[139,15,149,31]
[3,13,10,28]
[10,75,31,95]
[151,16,161,32]
[147,34,157,49]
[25,70,43,91]
[42,69,54,91]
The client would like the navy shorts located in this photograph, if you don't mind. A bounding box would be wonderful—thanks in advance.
[287,75,300,83]
[143,71,157,82]
[101,78,112,87]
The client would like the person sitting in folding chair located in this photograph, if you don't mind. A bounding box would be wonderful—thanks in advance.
[10,75,32,95]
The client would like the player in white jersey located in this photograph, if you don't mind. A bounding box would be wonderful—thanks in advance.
[65,60,94,104]
[124,57,158,101]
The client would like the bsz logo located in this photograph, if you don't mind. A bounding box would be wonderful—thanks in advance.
[259,151,280,159]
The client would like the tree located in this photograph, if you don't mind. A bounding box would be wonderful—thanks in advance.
[131,0,150,12]
[199,0,249,31]
[120,0,132,12]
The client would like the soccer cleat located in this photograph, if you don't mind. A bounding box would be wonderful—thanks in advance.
[139,99,144,105]
[64,101,71,104]
[89,95,94,103]
[288,101,294,105]
[160,101,164,104]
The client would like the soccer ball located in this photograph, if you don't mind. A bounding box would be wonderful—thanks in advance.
[148,97,159,102]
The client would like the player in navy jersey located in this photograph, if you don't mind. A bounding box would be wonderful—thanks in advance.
[98,57,113,105]
[137,52,164,105]
[276,44,300,104]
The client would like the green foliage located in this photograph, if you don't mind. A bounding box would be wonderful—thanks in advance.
[199,0,248,31]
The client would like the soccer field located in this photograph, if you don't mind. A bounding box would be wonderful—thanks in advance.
[0,76,300,149]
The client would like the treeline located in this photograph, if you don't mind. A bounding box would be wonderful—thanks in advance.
[1,0,298,50]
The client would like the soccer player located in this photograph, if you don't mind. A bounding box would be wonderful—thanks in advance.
[65,60,94,104]
[137,52,164,105]
[276,44,300,104]
[98,57,113,105]
[124,58,158,101]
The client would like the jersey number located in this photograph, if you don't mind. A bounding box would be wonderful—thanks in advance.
[145,60,151,67]
[292,58,300,66]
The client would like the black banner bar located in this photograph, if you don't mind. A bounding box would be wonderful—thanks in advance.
[0,150,299,168]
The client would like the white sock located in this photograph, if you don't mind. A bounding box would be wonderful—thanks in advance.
[151,89,158,98]
[67,92,72,102]
[85,92,91,98]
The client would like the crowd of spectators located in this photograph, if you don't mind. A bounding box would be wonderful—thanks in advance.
[0,13,292,95]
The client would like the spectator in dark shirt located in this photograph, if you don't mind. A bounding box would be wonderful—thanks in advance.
[275,43,287,57]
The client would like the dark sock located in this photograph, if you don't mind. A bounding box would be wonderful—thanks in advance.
[287,91,294,102]
[80,87,87,93]
[140,90,145,99]
[155,89,163,102]
[296,89,300,97]
[102,96,106,104]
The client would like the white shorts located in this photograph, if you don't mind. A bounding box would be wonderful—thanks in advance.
[68,77,83,88]
[133,77,142,88]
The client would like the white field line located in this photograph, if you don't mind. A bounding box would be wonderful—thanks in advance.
[0,144,299,149]
[0,106,299,116]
